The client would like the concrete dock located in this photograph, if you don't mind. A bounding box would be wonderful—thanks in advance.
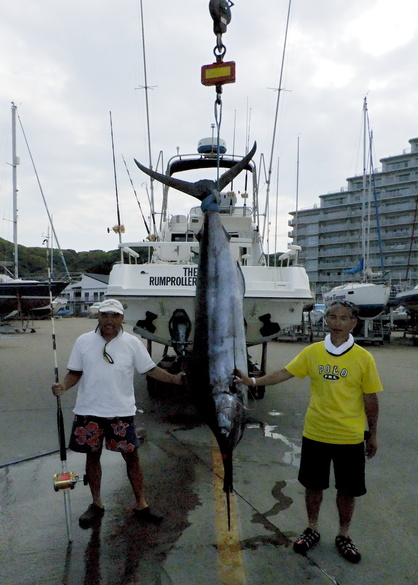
[0,317,416,584]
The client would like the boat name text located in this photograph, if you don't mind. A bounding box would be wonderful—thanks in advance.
[324,293,347,303]
[149,267,197,287]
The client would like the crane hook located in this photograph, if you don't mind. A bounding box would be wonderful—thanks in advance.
[209,0,233,35]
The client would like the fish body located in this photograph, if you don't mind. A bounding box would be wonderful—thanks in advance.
[189,210,248,493]
[134,143,256,497]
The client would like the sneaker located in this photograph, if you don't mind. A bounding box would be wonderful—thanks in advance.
[293,527,320,555]
[335,535,361,563]
[133,506,163,525]
[79,503,105,529]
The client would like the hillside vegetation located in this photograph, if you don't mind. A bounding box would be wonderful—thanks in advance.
[0,238,130,277]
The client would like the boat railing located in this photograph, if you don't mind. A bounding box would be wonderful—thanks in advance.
[119,241,199,264]
[121,247,140,264]
[189,206,253,217]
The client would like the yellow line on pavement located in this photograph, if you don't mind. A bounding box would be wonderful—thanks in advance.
[212,440,247,585]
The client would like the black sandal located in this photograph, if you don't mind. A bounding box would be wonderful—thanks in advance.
[335,535,361,563]
[293,527,320,554]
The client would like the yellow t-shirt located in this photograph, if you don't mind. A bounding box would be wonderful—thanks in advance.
[285,341,383,444]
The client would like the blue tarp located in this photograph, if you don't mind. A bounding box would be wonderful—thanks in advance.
[344,257,364,275]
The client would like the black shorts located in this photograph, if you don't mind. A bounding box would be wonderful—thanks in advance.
[69,415,140,454]
[298,436,366,497]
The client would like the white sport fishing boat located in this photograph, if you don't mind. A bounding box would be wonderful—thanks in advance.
[107,139,313,351]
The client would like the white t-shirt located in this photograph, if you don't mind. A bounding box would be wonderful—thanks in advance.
[67,328,156,417]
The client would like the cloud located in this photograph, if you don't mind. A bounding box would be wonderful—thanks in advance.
[345,0,418,57]
[0,0,418,255]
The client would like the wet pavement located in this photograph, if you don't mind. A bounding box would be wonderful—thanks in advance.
[0,318,417,584]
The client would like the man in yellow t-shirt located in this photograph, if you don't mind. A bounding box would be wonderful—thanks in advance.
[236,301,382,564]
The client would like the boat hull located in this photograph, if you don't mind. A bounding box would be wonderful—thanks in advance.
[323,282,390,318]
[107,262,313,346]
[395,287,418,314]
[0,281,68,319]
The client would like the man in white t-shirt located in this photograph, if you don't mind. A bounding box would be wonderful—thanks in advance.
[52,298,184,529]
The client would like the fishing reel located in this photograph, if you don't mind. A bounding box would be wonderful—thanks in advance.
[53,471,88,492]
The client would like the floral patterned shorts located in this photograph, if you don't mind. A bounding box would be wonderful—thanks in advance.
[69,415,140,453]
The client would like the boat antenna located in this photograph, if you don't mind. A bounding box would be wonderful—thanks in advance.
[263,0,292,244]
[109,111,123,251]
[274,156,280,265]
[136,0,157,234]
[243,102,252,219]
[11,102,19,278]
[232,109,237,158]
[245,99,252,155]
[122,154,151,236]
[16,107,70,278]
[294,133,300,245]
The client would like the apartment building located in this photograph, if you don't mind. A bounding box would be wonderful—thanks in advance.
[289,137,418,297]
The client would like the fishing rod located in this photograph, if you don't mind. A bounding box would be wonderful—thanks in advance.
[109,111,124,250]
[121,154,151,236]
[47,242,86,543]
[48,260,74,544]
[17,108,70,278]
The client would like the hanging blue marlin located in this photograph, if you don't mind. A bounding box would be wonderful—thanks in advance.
[134,142,256,526]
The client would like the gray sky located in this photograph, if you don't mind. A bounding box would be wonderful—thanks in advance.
[1,0,418,254]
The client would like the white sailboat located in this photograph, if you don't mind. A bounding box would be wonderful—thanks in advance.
[323,98,390,318]
[106,138,313,350]
[323,281,390,318]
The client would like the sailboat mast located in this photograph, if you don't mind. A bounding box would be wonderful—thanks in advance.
[264,0,292,249]
[138,0,157,233]
[361,97,368,280]
[11,102,19,279]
